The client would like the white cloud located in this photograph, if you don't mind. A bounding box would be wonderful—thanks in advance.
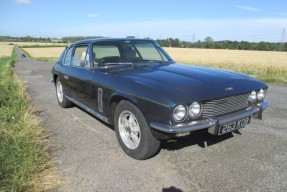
[88,13,100,18]
[234,5,260,12]
[15,0,31,4]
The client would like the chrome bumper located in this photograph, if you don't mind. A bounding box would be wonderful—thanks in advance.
[150,100,270,135]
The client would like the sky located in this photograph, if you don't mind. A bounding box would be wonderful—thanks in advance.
[0,0,287,42]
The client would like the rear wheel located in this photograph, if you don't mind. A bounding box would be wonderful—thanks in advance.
[114,100,161,160]
[56,78,73,108]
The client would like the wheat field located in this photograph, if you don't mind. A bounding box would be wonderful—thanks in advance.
[23,47,65,58]
[0,42,14,57]
[21,46,287,82]
[165,48,287,73]
[4,45,287,82]
[22,46,287,73]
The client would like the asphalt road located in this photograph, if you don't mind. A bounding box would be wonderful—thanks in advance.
[15,48,287,192]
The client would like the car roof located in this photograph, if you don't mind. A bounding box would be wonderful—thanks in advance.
[72,38,153,45]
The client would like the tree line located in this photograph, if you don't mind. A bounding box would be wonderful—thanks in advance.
[1,36,286,52]
[0,36,54,43]
[156,37,287,52]
[61,36,105,43]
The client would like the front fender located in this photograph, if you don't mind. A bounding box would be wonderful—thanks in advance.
[109,80,176,126]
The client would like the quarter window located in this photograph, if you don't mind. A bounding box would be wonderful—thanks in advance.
[63,47,73,66]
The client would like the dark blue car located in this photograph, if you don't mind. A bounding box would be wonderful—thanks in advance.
[52,38,269,159]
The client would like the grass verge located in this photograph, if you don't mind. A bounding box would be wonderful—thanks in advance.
[0,48,61,191]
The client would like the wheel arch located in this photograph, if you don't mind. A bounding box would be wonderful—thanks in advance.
[53,74,58,86]
[109,92,140,125]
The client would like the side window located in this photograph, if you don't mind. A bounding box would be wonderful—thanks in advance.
[71,45,89,67]
[93,44,120,66]
[63,47,73,66]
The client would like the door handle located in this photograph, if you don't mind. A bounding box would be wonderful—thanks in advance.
[64,75,69,80]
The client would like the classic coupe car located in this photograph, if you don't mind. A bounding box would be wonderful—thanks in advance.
[52,38,269,159]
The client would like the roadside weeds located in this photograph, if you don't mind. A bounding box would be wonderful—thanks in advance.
[0,48,61,191]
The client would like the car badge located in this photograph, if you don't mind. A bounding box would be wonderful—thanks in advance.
[225,87,234,91]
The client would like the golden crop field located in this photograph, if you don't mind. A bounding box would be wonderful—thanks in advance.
[23,47,65,58]
[165,47,287,73]
[22,46,287,83]
[22,46,287,71]
[0,42,14,57]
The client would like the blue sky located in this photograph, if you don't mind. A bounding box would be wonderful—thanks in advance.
[0,0,287,42]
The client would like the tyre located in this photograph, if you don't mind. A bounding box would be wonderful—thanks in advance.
[55,78,73,108]
[114,100,161,160]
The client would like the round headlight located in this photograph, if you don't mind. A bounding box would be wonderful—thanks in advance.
[257,89,265,101]
[173,105,187,122]
[249,91,257,103]
[189,102,201,118]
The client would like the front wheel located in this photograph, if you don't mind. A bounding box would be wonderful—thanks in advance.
[114,100,161,160]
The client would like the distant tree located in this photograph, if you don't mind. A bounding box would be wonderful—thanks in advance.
[168,38,181,47]
[214,43,223,49]
[258,41,268,51]
[203,37,214,48]
[126,36,135,38]
[204,36,214,43]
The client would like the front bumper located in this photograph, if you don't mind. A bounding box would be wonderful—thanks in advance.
[150,100,270,135]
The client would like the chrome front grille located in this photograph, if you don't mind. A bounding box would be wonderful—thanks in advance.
[202,93,249,118]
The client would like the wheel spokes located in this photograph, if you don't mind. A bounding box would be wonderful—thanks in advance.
[118,111,141,149]
[131,130,139,140]
[57,82,63,102]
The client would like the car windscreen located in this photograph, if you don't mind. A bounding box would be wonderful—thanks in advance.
[92,40,173,66]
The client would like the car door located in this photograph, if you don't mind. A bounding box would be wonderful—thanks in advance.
[59,46,73,97]
[65,44,93,105]
[79,41,122,114]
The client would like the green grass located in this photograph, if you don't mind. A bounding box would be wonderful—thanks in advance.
[20,48,32,59]
[0,49,59,191]
[240,70,287,84]
[29,57,57,62]
[223,67,287,84]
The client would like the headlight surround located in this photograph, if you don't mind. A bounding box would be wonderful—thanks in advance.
[249,90,257,103]
[257,89,266,101]
[173,105,187,122]
[188,102,202,118]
